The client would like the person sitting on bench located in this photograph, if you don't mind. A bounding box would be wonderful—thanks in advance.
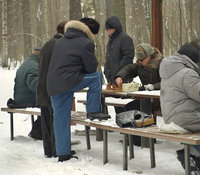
[7,48,42,140]
[159,39,200,173]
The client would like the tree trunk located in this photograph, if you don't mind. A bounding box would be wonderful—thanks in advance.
[1,0,8,67]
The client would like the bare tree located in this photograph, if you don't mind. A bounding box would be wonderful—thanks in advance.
[1,0,8,67]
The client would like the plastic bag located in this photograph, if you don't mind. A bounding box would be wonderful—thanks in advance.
[116,110,154,128]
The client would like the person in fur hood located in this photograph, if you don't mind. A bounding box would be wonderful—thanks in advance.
[47,18,111,162]
[159,39,200,173]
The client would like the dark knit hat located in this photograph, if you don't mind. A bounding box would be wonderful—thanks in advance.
[32,48,41,56]
[80,18,100,34]
[178,43,200,63]
[57,21,67,34]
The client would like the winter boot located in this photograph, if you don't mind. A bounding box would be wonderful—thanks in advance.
[58,151,78,162]
[87,112,111,121]
[177,149,200,174]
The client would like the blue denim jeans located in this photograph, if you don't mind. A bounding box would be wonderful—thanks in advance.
[51,71,102,156]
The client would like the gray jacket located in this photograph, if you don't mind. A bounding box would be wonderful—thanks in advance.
[159,53,200,132]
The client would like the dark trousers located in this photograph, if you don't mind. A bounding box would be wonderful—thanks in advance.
[41,106,56,157]
[114,99,140,114]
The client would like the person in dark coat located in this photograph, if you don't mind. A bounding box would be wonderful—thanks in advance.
[115,43,162,112]
[115,43,162,146]
[104,16,134,114]
[36,21,67,158]
[7,48,42,140]
[47,18,110,162]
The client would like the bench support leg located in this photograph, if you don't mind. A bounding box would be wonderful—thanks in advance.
[9,112,14,141]
[123,134,128,170]
[184,144,191,175]
[149,138,156,168]
[103,130,108,164]
[85,126,91,150]
[31,115,34,127]
[128,135,134,159]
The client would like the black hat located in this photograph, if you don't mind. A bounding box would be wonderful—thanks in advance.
[178,44,200,63]
[80,18,100,34]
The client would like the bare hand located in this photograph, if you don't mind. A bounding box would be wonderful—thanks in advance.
[115,77,123,86]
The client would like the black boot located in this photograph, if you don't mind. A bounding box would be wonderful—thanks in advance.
[58,151,78,162]
[177,149,200,173]
[87,112,111,121]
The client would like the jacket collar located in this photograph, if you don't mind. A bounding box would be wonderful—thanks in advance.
[64,20,94,41]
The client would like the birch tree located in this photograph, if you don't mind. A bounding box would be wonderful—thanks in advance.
[1,0,8,67]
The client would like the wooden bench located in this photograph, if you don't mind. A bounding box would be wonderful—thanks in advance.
[1,107,76,140]
[2,107,199,175]
[71,112,200,175]
[77,97,133,108]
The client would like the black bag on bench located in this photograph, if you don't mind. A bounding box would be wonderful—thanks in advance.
[7,98,37,108]
[116,110,154,128]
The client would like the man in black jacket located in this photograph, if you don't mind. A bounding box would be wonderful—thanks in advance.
[47,18,111,162]
[36,21,67,158]
[104,16,134,114]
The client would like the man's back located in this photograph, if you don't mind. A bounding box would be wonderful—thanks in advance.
[14,54,39,106]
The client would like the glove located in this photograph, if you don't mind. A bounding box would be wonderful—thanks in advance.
[144,84,154,91]
[139,86,145,91]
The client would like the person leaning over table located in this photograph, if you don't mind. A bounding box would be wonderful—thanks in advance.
[47,18,111,162]
[115,43,163,113]
[114,43,163,146]
[159,39,200,173]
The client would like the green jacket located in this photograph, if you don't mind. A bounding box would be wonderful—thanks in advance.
[14,54,39,107]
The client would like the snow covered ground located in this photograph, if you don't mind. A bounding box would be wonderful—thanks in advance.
[0,68,185,175]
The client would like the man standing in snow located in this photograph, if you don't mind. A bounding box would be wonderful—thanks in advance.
[47,18,111,162]
[104,16,134,114]
[36,21,67,158]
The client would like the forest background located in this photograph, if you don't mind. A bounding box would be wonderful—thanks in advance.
[0,0,200,70]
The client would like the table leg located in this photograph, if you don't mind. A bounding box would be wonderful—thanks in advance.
[123,134,128,170]
[149,138,156,168]
[128,135,134,159]
[103,130,108,164]
[184,144,191,175]
[85,126,91,150]
[9,112,14,141]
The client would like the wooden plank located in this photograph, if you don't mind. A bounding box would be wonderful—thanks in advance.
[77,100,127,107]
[72,119,200,145]
[1,107,41,116]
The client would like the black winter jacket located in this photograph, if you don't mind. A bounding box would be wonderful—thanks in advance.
[115,52,163,90]
[104,16,134,84]
[36,33,63,107]
[47,20,98,96]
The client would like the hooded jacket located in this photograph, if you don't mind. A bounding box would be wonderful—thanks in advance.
[104,16,134,84]
[47,20,98,96]
[36,33,63,107]
[14,54,39,106]
[159,53,200,132]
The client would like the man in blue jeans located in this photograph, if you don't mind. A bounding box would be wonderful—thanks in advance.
[47,18,111,162]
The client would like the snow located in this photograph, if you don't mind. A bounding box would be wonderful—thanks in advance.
[0,68,185,175]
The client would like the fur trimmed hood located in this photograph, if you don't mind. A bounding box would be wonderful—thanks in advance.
[64,20,95,41]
